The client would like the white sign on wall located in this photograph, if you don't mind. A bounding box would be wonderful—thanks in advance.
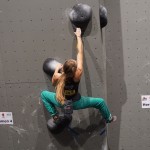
[0,112,13,125]
[141,95,150,108]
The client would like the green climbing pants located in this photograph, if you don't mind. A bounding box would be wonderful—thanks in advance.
[41,90,112,123]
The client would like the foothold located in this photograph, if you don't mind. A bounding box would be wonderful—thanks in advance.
[99,5,108,28]
[47,116,72,134]
[67,126,79,137]
[69,3,92,34]
[43,58,62,78]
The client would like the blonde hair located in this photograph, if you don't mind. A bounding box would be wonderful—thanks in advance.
[56,59,77,104]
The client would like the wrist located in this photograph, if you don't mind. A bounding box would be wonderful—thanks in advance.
[76,36,81,38]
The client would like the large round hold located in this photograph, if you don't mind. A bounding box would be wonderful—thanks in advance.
[99,5,108,28]
[69,3,92,33]
[47,116,72,134]
[43,58,61,78]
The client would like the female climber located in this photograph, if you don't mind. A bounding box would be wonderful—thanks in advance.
[41,28,117,125]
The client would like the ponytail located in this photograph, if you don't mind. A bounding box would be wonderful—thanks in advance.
[56,73,66,105]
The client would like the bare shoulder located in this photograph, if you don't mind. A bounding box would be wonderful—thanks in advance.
[74,68,83,82]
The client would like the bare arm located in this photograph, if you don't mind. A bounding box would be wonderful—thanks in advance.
[52,64,62,86]
[74,28,83,81]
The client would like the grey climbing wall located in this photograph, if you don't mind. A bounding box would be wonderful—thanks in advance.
[0,0,107,150]
[105,0,150,150]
